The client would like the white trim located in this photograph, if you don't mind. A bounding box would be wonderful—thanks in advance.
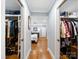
[60,16,78,18]
[48,48,55,59]
[31,12,48,16]
[5,14,21,17]
[1,0,5,59]
[26,48,31,59]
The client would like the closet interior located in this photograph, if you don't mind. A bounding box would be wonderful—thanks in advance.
[60,18,78,59]
[59,0,78,59]
[5,1,21,58]
[5,15,21,59]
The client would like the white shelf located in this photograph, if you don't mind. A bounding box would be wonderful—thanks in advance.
[68,16,78,18]
[60,16,78,18]
[5,14,21,17]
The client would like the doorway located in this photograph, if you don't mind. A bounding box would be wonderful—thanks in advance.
[59,0,78,59]
[5,0,21,59]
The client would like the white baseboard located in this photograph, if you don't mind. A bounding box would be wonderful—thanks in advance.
[48,48,55,59]
[26,48,31,59]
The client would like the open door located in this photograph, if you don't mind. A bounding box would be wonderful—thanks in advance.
[55,8,61,59]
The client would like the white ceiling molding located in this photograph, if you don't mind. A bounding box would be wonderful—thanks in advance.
[31,12,48,16]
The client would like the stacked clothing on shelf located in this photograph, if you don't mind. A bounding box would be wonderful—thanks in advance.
[6,10,20,15]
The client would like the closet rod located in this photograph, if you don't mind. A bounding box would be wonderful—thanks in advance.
[61,18,78,22]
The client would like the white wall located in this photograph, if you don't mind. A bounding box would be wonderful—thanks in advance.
[30,15,48,26]
[47,0,64,59]
[21,0,31,59]
[30,15,48,37]
[6,0,20,10]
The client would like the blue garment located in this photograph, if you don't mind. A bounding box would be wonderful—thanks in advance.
[9,17,15,36]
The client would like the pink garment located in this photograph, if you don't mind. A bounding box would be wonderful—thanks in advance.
[63,20,71,38]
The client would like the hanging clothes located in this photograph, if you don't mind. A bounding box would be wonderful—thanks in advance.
[63,20,71,38]
[60,18,78,58]
[60,18,78,38]
[67,21,74,38]
[60,21,66,38]
[60,20,71,38]
[71,21,77,36]
[6,19,10,38]
[9,17,15,36]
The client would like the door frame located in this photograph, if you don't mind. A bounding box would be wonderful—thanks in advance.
[1,0,22,59]
[1,0,5,59]
[55,0,66,59]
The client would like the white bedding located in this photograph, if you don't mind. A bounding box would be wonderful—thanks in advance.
[31,34,38,42]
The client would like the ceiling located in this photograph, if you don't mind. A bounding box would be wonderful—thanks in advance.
[6,0,20,10]
[5,0,56,13]
[5,0,78,14]
[26,0,56,13]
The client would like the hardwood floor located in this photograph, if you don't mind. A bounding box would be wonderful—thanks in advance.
[6,55,19,59]
[28,37,52,59]
[6,37,69,59]
[60,55,69,59]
